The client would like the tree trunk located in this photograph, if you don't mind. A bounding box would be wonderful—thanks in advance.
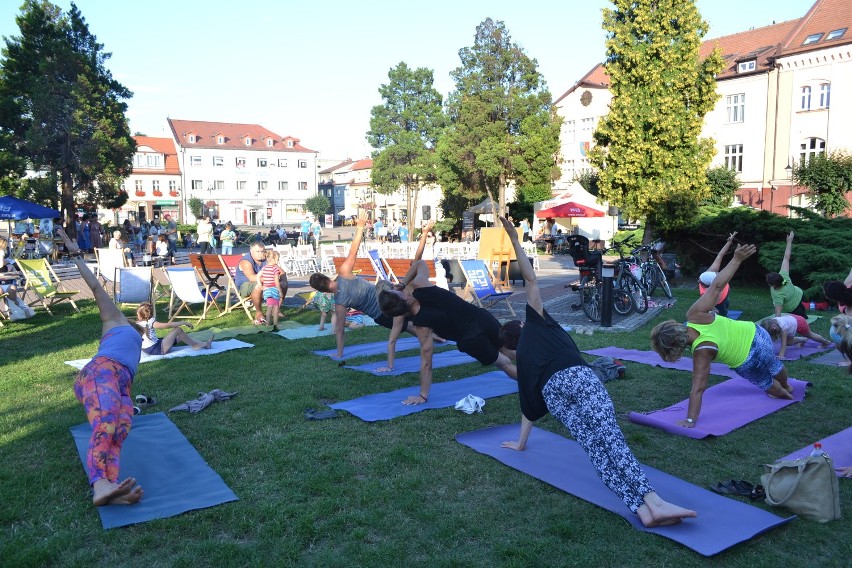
[642,217,654,245]
[61,166,77,239]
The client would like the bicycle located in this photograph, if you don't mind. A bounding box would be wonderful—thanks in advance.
[630,239,673,299]
[566,235,633,322]
[609,236,649,314]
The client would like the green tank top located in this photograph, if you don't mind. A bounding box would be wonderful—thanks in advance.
[687,316,755,368]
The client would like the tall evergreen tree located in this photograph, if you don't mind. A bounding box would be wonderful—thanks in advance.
[367,62,445,227]
[437,18,560,219]
[590,0,723,239]
[0,1,134,234]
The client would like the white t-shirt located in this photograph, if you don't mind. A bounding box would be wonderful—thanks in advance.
[156,241,169,256]
[140,317,158,348]
[776,315,798,337]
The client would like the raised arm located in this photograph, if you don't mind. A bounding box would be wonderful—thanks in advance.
[499,216,541,315]
[707,232,737,272]
[687,244,756,321]
[843,266,852,288]
[412,220,435,262]
[780,231,794,274]
[339,215,366,278]
[399,259,432,290]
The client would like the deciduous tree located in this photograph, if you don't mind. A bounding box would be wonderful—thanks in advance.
[793,151,852,218]
[367,62,445,228]
[590,0,723,240]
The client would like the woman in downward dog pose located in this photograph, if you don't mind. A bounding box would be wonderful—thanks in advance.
[496,217,696,527]
[57,228,144,506]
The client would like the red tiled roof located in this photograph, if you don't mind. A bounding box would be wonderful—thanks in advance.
[133,136,181,175]
[780,0,852,57]
[700,19,800,79]
[554,64,610,104]
[351,158,373,171]
[167,119,316,153]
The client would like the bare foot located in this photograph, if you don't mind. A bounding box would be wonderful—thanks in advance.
[92,477,142,506]
[402,394,428,406]
[637,492,697,527]
[318,325,325,331]
[203,338,213,349]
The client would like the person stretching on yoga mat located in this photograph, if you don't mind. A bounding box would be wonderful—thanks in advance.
[759,315,832,360]
[766,231,807,318]
[309,213,438,373]
[136,302,212,355]
[697,231,737,316]
[494,217,696,527]
[57,228,144,506]
[377,260,517,406]
[651,242,794,428]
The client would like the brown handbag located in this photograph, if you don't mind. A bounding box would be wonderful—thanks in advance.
[761,454,841,523]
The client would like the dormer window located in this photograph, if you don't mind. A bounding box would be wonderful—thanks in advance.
[187,134,196,143]
[287,140,294,148]
[802,33,823,46]
[826,28,847,41]
[267,138,274,147]
[737,60,756,73]
[244,137,252,146]
[217,135,224,144]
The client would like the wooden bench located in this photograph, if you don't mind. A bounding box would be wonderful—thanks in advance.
[330,256,437,281]
[331,256,379,279]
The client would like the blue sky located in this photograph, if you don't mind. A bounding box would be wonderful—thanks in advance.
[0,0,808,159]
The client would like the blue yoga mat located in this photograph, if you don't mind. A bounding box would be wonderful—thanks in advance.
[344,349,477,375]
[727,310,743,320]
[457,424,794,557]
[313,336,425,359]
[330,371,517,421]
[71,412,238,529]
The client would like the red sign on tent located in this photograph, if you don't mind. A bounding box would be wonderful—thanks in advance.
[535,201,605,218]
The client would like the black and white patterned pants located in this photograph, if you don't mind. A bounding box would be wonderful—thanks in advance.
[542,365,653,513]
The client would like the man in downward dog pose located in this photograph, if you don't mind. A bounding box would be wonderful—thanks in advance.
[495,217,696,527]
[309,214,436,373]
[57,229,144,506]
[378,259,517,405]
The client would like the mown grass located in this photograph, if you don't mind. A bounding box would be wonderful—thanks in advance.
[1,285,850,567]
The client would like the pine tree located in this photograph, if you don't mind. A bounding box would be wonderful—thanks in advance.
[590,0,723,238]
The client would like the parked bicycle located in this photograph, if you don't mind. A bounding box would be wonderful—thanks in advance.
[566,235,634,322]
[630,239,673,299]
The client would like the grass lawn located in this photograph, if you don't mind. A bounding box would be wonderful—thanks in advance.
[1,284,849,567]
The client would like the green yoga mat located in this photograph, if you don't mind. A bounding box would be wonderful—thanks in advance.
[187,322,302,341]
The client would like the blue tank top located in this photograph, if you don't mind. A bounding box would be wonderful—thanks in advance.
[96,325,143,376]
[234,252,264,288]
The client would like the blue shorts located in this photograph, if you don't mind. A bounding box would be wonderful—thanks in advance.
[142,339,163,356]
[733,325,783,390]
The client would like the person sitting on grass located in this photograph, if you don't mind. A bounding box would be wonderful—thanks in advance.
[697,232,737,316]
[759,315,832,360]
[56,228,144,506]
[766,231,807,318]
[136,302,212,355]
[378,259,517,405]
[651,241,795,429]
[496,216,697,527]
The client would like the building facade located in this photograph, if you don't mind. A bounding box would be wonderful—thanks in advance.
[117,136,182,223]
[554,0,852,217]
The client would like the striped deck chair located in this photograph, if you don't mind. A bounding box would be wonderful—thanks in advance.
[164,266,222,323]
[16,258,80,315]
[113,266,153,314]
[458,259,515,317]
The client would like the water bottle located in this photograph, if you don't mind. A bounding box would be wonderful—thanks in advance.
[809,301,816,311]
[809,442,824,457]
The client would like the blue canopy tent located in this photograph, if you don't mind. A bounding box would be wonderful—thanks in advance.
[0,195,62,258]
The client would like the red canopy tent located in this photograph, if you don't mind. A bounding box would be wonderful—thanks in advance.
[535,201,605,218]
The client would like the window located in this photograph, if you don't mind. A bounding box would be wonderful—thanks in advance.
[191,180,203,190]
[580,117,595,137]
[188,134,196,143]
[278,158,288,167]
[726,94,745,123]
[213,180,224,190]
[244,137,252,146]
[819,83,831,108]
[257,158,268,167]
[278,181,289,191]
[737,60,756,73]
[724,144,743,172]
[801,86,811,110]
[287,140,294,148]
[266,139,274,147]
[826,28,847,41]
[563,120,575,142]
[236,157,246,168]
[213,156,224,167]
[217,135,224,144]
[236,180,246,190]
[298,160,307,168]
[190,155,202,166]
[800,138,826,164]
[802,33,823,45]
[169,180,177,194]
[257,181,267,192]
[298,182,308,191]
[152,180,160,192]
[135,180,143,191]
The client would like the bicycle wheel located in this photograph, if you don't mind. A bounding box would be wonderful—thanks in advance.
[657,265,673,299]
[612,288,633,316]
[580,275,601,322]
[621,272,648,313]
[642,263,659,296]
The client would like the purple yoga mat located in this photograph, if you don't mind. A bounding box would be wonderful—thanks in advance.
[583,347,743,379]
[344,349,476,375]
[772,339,833,360]
[627,378,810,439]
[809,349,848,367]
[456,425,793,556]
[778,427,852,477]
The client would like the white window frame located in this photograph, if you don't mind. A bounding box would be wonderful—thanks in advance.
[213,156,224,167]
[278,158,288,167]
[287,140,294,148]
[236,181,246,190]
[213,180,224,191]
[135,180,143,191]
[217,135,224,144]
[266,139,274,147]
[298,160,307,168]
[819,83,830,109]
[236,157,246,168]
[724,144,743,172]
[245,137,252,146]
[563,120,575,143]
[191,179,203,190]
[152,180,160,192]
[279,181,289,191]
[726,94,745,123]
[737,60,756,73]
[801,86,812,110]
[169,180,176,192]
[257,181,267,192]
[257,158,268,168]
[190,155,202,167]
[188,134,196,143]
[800,138,825,164]
[298,181,308,191]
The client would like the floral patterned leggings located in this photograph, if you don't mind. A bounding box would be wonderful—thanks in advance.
[542,365,653,513]
[73,356,134,485]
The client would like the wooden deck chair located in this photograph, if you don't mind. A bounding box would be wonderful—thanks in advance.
[458,259,515,317]
[190,254,227,295]
[219,254,255,322]
[164,266,221,323]
[114,266,153,313]
[16,258,80,315]
[367,249,398,283]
